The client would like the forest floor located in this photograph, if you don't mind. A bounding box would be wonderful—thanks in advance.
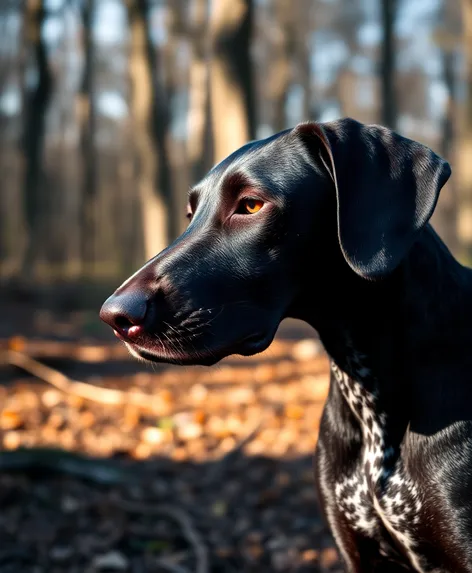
[0,294,342,573]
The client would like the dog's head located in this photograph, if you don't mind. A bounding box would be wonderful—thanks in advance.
[100,118,451,365]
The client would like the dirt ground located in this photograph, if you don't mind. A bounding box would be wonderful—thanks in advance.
[0,295,342,573]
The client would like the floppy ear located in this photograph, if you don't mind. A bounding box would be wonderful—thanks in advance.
[294,118,451,279]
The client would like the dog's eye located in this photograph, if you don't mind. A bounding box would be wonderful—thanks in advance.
[238,198,264,215]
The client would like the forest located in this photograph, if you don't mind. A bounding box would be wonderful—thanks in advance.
[0,0,470,289]
[0,1,470,572]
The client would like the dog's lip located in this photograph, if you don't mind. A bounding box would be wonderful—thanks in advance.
[238,332,274,355]
[119,329,273,366]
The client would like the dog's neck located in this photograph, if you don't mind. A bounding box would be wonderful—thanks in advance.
[296,225,472,435]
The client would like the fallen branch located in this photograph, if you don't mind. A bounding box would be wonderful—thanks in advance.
[113,499,209,573]
[0,338,130,363]
[0,447,134,485]
[2,349,160,411]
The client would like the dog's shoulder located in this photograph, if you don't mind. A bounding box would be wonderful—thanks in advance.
[407,422,472,552]
[408,421,472,497]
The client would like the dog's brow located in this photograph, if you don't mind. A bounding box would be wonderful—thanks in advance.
[188,188,200,208]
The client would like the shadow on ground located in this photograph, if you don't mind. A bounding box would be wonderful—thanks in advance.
[0,451,342,573]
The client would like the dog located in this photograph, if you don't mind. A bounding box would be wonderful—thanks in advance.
[100,117,472,572]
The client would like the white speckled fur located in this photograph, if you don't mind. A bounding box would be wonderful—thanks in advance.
[331,359,426,572]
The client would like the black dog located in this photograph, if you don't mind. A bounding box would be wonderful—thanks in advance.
[100,118,472,572]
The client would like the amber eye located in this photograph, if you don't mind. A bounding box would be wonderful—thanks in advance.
[239,198,264,215]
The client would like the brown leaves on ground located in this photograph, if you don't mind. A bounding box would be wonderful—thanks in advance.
[0,323,343,573]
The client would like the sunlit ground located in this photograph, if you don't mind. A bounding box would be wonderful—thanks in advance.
[0,302,342,572]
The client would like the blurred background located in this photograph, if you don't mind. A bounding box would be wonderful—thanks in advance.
[0,0,469,572]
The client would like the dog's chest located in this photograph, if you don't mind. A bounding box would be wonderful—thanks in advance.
[331,362,425,569]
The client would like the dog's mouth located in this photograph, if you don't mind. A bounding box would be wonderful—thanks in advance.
[115,328,275,366]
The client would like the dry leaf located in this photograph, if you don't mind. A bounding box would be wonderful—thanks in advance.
[177,422,202,441]
[320,547,340,568]
[301,548,319,562]
[141,426,166,445]
[3,431,21,450]
[0,410,22,430]
[284,404,304,420]
[159,388,174,404]
[292,338,321,361]
[7,336,25,352]
[193,409,206,425]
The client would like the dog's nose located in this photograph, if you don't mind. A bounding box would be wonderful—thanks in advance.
[99,290,148,339]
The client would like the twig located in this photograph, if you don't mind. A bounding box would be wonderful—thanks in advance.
[113,498,209,573]
[2,349,160,411]
[0,339,130,363]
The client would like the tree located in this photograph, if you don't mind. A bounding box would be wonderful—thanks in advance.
[22,0,52,277]
[380,0,397,129]
[458,0,472,261]
[208,0,254,164]
[0,0,27,277]
[187,0,213,184]
[130,3,168,261]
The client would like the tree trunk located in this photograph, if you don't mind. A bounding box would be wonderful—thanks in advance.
[209,0,254,164]
[0,0,27,278]
[380,0,397,129]
[430,44,458,254]
[166,0,191,237]
[82,0,134,278]
[457,0,472,262]
[22,0,52,279]
[294,0,313,122]
[80,0,97,274]
[187,0,212,184]
[141,0,176,243]
[129,4,167,262]
[38,0,83,280]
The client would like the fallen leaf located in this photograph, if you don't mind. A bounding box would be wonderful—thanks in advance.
[0,410,22,430]
[193,409,206,425]
[320,547,339,568]
[3,431,21,449]
[189,383,208,402]
[141,426,166,445]
[292,339,322,361]
[159,388,174,404]
[80,411,96,428]
[42,389,62,409]
[8,336,25,351]
[301,548,319,562]
[284,404,304,420]
[171,447,187,461]
[132,443,152,460]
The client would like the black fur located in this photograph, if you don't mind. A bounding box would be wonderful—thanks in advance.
[100,118,472,572]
